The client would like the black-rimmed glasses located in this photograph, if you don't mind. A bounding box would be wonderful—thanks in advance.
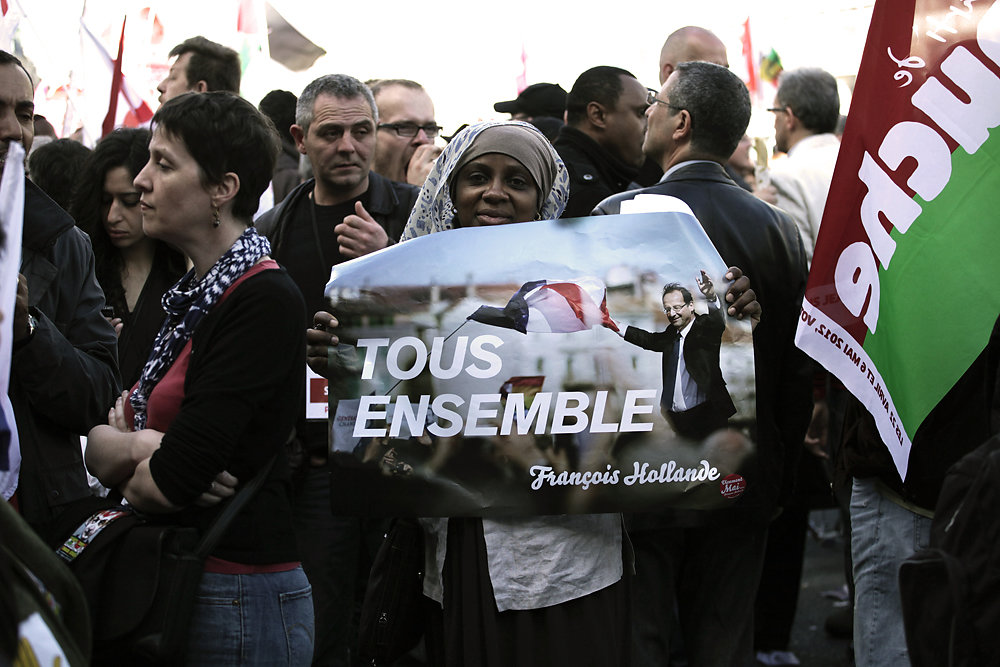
[377,122,443,138]
[767,107,789,114]
[646,89,683,112]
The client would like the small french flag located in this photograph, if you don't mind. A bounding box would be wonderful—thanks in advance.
[468,277,619,334]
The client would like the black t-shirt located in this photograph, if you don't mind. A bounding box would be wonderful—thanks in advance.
[278,191,370,323]
[271,188,373,454]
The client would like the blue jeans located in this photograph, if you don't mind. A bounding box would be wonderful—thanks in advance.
[851,477,930,667]
[185,566,314,666]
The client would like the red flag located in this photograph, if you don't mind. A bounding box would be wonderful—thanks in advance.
[741,18,759,98]
[139,7,164,45]
[1,1,8,17]
[82,19,153,139]
[102,19,126,137]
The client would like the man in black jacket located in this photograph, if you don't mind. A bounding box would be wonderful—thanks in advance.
[553,66,647,218]
[2,51,119,530]
[594,61,812,666]
[255,73,418,667]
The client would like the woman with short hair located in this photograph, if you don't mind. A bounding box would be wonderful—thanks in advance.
[86,92,313,665]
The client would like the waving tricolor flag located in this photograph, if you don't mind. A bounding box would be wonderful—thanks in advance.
[469,277,619,334]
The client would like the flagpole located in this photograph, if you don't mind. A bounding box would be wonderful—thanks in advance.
[381,319,472,397]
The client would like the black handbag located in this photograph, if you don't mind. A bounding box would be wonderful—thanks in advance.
[357,517,425,666]
[46,456,277,666]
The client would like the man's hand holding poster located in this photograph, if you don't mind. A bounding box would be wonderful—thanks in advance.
[323,212,756,516]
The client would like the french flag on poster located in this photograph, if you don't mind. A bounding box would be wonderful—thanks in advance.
[468,277,619,334]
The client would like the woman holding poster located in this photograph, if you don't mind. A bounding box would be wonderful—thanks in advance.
[397,120,632,666]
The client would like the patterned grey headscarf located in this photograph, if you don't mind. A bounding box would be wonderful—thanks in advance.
[399,120,570,241]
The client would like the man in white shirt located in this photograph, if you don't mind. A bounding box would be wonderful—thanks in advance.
[760,68,842,264]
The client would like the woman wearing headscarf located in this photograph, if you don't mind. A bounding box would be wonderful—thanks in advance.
[70,128,186,388]
[85,92,313,665]
[401,120,628,666]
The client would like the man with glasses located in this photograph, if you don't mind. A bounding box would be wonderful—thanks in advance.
[617,273,735,440]
[594,61,811,667]
[368,79,443,186]
[760,67,842,264]
[552,66,648,218]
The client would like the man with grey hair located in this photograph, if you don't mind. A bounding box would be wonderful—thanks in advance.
[255,73,418,666]
[595,61,812,667]
[760,67,842,263]
[636,26,731,187]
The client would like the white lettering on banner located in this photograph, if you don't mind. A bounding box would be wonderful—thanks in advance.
[835,0,1000,333]
[622,460,720,485]
[527,460,721,491]
[796,301,912,478]
[356,335,504,381]
[352,389,658,439]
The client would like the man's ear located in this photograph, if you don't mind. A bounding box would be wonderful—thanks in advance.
[673,109,692,143]
[659,64,673,87]
[193,80,209,94]
[290,125,307,155]
[586,101,608,130]
[783,107,800,133]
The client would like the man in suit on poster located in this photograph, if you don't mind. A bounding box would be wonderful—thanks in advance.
[621,273,735,440]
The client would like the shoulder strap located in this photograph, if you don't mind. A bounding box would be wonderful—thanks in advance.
[194,453,278,559]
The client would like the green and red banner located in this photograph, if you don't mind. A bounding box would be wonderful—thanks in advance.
[796,0,1000,479]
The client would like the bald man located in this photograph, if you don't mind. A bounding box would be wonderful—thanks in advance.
[635,26,732,187]
[658,26,729,85]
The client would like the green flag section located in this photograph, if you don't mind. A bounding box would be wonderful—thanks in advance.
[864,128,1000,433]
[795,0,1000,480]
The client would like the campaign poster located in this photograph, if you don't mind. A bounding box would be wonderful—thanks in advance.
[323,210,757,517]
[795,0,1000,479]
[0,142,24,487]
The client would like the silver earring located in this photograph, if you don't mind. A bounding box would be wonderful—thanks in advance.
[211,204,221,228]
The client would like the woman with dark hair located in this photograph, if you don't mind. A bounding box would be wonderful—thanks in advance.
[85,92,313,665]
[71,128,186,388]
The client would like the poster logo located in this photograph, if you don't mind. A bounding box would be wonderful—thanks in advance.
[720,474,747,499]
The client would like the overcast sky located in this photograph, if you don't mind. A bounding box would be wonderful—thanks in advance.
[15,0,873,140]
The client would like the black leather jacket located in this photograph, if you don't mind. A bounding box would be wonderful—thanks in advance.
[12,181,120,527]
[553,125,639,219]
[255,172,419,259]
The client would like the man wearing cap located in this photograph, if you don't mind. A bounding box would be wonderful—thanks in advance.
[494,82,567,140]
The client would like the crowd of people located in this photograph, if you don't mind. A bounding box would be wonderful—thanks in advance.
[0,19,991,667]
